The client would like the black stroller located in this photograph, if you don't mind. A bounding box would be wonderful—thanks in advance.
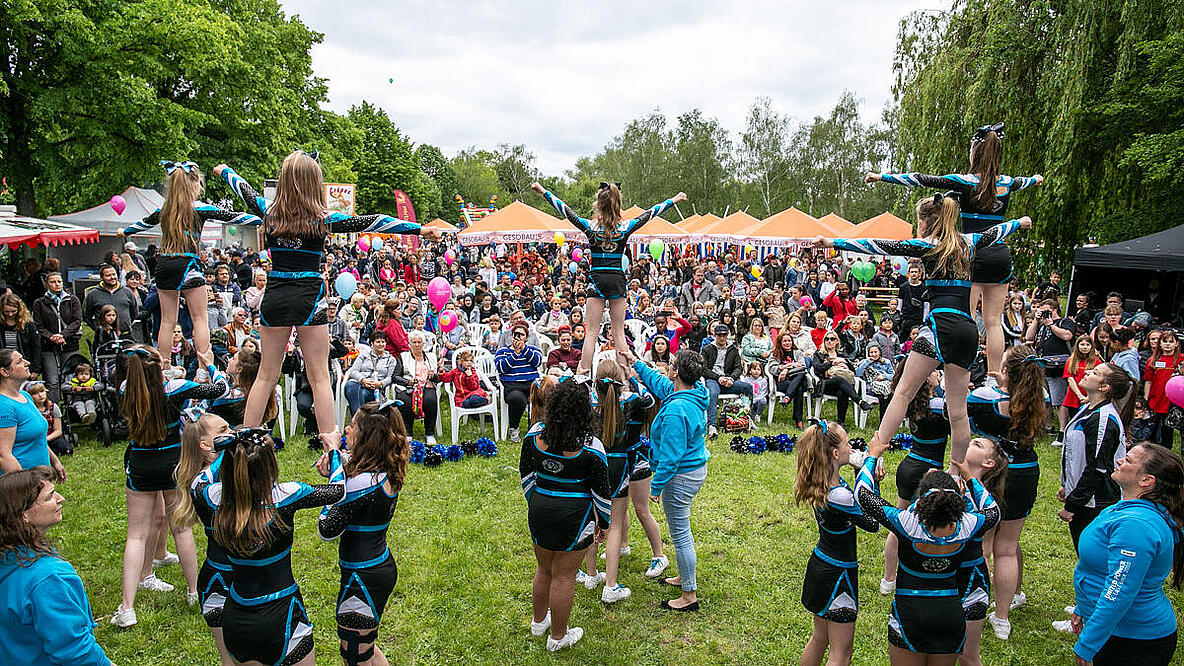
[58,338,129,447]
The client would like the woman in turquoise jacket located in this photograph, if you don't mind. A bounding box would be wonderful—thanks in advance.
[621,347,710,612]
[1071,442,1183,665]
[0,467,110,665]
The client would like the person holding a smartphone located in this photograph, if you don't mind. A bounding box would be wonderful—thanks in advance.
[1026,298,1077,438]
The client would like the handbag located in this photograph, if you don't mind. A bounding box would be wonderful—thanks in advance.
[826,365,856,385]
[1164,404,1184,430]
[867,379,892,399]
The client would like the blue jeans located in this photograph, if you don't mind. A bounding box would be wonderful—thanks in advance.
[460,394,490,409]
[344,380,380,413]
[661,464,707,592]
[704,379,754,426]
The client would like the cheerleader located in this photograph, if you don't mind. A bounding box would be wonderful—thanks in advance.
[795,421,881,666]
[810,195,1032,466]
[623,373,669,580]
[519,378,611,652]
[532,181,686,376]
[215,153,438,446]
[955,438,1009,666]
[119,161,260,363]
[868,122,1044,373]
[318,401,409,666]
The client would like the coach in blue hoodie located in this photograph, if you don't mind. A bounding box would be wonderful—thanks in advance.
[624,346,710,613]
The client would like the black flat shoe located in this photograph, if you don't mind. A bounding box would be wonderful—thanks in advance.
[660,599,699,612]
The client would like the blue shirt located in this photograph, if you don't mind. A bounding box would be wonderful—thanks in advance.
[1073,499,1180,661]
[0,551,110,665]
[633,362,710,496]
[0,391,49,470]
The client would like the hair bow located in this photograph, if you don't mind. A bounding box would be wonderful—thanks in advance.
[295,148,320,161]
[377,398,403,414]
[122,348,151,358]
[809,418,828,434]
[922,487,959,497]
[597,377,624,389]
[181,405,208,425]
[931,192,945,206]
[598,181,622,192]
[971,122,1005,143]
[1019,354,1040,365]
[231,427,272,450]
[160,160,198,174]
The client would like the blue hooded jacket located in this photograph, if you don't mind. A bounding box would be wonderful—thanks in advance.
[633,361,710,496]
[0,550,110,665]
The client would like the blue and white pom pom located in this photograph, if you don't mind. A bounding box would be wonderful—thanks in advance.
[475,436,498,458]
[440,444,464,463]
[409,439,426,465]
[889,433,914,451]
[423,446,444,467]
[730,435,748,454]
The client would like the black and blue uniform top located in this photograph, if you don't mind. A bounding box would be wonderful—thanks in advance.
[195,449,346,606]
[832,220,1023,323]
[967,383,1038,468]
[318,470,399,570]
[909,397,951,468]
[122,203,261,255]
[518,424,613,530]
[541,190,674,275]
[812,478,881,569]
[123,364,231,452]
[190,452,229,571]
[878,172,1039,233]
[221,167,422,279]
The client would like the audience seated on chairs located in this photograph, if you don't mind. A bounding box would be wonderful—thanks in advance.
[699,324,753,439]
[343,331,398,414]
[545,327,581,375]
[810,329,874,427]
[395,331,440,444]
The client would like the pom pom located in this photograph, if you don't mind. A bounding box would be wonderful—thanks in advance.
[409,439,426,465]
[746,436,767,454]
[848,437,868,451]
[475,436,498,457]
[889,434,914,451]
[729,435,748,454]
[442,444,464,463]
[783,434,797,453]
[423,447,444,467]
[637,435,651,450]
[459,440,477,456]
[768,433,794,453]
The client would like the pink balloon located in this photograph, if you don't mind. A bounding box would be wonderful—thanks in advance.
[439,310,458,333]
[110,195,126,215]
[1166,376,1184,408]
[571,247,583,262]
[427,276,451,311]
[800,296,813,307]
[444,249,456,266]
[357,237,370,252]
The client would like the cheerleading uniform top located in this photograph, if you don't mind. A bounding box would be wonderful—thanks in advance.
[318,470,399,571]
[967,384,1038,464]
[877,173,1039,234]
[519,423,612,551]
[123,205,261,292]
[812,478,881,569]
[909,397,951,468]
[1061,401,1126,513]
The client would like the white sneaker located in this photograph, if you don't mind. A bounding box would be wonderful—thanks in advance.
[1052,619,1074,633]
[153,551,179,567]
[707,425,718,439]
[575,570,605,590]
[186,591,199,606]
[110,605,137,628]
[619,545,631,557]
[1064,605,1075,614]
[879,578,896,595]
[644,555,670,578]
[530,610,551,637]
[509,427,520,443]
[546,627,584,652]
[988,615,1012,640]
[138,574,174,593]
[1051,437,1065,448]
[426,435,437,446]
[601,584,632,603]
[1010,591,1027,611]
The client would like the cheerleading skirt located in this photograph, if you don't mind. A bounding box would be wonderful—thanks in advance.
[895,453,941,502]
[222,589,313,666]
[259,277,328,327]
[587,271,627,301]
[197,559,233,628]
[999,459,1040,521]
[801,552,859,623]
[607,451,631,499]
[527,491,597,552]
[124,444,180,492]
[911,309,978,369]
[956,556,991,621]
[629,444,653,482]
[154,254,207,292]
[337,555,398,629]
[888,589,966,654]
[971,244,1012,285]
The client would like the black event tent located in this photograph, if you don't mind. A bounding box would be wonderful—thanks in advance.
[1070,223,1184,324]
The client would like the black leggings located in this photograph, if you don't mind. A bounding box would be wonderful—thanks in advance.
[1070,505,1104,554]
[819,377,861,423]
[397,387,438,439]
[1093,631,1177,666]
[776,373,808,422]
[502,380,533,432]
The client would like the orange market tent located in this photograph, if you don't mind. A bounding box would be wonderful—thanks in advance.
[630,217,700,243]
[677,213,700,229]
[735,207,832,246]
[619,205,646,219]
[705,211,762,242]
[456,200,576,246]
[853,212,914,241]
[683,213,724,234]
[425,218,460,234]
[817,213,856,235]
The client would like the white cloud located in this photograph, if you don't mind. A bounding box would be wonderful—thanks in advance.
[284,0,937,174]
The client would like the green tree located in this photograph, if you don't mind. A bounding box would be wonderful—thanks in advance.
[738,96,795,217]
[347,101,432,220]
[415,143,462,224]
[451,149,502,209]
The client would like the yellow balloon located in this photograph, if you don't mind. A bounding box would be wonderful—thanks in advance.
[554,232,565,246]
[744,245,754,255]
[751,266,762,278]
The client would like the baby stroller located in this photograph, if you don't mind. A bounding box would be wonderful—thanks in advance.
[59,338,129,447]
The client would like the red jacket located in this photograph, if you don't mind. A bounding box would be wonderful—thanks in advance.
[381,319,410,355]
[823,290,857,328]
[401,262,420,285]
[436,367,488,406]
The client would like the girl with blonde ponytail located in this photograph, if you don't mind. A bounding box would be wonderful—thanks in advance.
[119,161,261,364]
[809,197,1032,473]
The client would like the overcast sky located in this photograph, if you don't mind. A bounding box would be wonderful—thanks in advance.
[283,0,940,175]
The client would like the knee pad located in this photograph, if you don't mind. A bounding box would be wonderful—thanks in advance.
[337,626,377,665]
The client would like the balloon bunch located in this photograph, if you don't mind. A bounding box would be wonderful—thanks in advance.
[850,261,876,283]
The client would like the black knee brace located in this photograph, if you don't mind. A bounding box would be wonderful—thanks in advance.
[337,626,377,665]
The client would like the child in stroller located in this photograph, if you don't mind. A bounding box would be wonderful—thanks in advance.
[58,336,129,447]
[67,362,99,425]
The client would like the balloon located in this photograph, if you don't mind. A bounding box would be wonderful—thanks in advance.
[444,249,456,266]
[109,195,126,215]
[571,247,583,262]
[554,232,565,246]
[851,261,874,283]
[568,261,578,274]
[648,239,665,262]
[750,266,762,279]
[1168,376,1184,408]
[259,249,270,263]
[622,255,630,273]
[334,273,357,300]
[427,277,450,310]
[389,78,394,84]
[800,296,813,307]
[371,236,384,252]
[438,310,458,333]
[743,245,754,256]
[357,237,370,252]
[892,257,908,276]
[226,225,237,235]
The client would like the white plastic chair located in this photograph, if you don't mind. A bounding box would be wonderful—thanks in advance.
[469,323,490,348]
[624,319,649,345]
[536,334,554,359]
[442,346,500,443]
[274,384,287,438]
[284,375,299,440]
[811,372,869,428]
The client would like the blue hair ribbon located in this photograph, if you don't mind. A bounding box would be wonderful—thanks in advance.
[160,160,198,174]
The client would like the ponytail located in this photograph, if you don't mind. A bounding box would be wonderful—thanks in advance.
[118,346,167,445]
[594,359,627,450]
[1132,443,1184,589]
[160,167,205,255]
[915,196,968,279]
[970,131,1001,211]
[213,437,281,555]
[794,423,847,510]
[1101,363,1136,430]
[172,415,221,527]
[593,184,623,246]
[1003,345,1045,449]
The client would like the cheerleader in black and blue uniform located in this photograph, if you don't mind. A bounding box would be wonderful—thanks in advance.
[810,195,1032,468]
[196,429,346,666]
[854,434,1000,661]
[867,122,1044,373]
[111,345,232,629]
[532,180,686,376]
[119,160,260,365]
[954,437,1010,666]
[966,344,1048,640]
[519,378,611,652]
[215,153,438,445]
[795,421,881,666]
[623,373,670,579]
[317,401,409,666]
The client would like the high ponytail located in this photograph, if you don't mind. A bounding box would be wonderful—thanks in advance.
[1003,345,1046,449]
[213,437,282,555]
[915,195,969,279]
[594,359,626,450]
[794,423,848,510]
[593,183,623,246]
[970,131,1002,211]
[1101,362,1136,430]
[160,167,205,255]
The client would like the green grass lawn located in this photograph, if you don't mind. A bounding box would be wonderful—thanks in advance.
[56,403,1184,665]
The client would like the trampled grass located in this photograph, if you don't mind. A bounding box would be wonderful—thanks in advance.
[53,404,1184,665]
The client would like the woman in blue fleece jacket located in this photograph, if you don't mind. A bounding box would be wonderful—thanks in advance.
[0,467,110,665]
[622,347,710,612]
[1070,442,1183,665]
